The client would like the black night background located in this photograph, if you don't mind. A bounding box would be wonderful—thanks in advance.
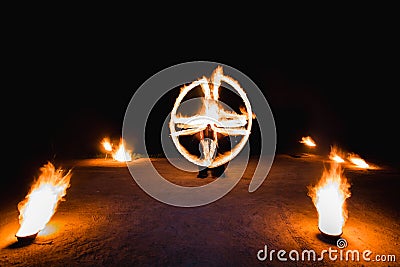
[4,32,397,197]
[1,10,399,266]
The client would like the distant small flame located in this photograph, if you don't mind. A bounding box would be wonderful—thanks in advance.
[16,162,72,238]
[300,136,316,147]
[329,146,345,163]
[112,139,132,162]
[347,153,369,169]
[101,137,113,152]
[308,161,351,236]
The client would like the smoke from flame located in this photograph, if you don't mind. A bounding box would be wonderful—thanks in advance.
[16,162,72,237]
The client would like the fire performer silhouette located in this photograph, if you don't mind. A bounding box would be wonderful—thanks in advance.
[197,124,228,178]
[169,66,253,180]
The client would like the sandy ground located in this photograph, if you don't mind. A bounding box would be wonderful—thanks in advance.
[0,154,399,266]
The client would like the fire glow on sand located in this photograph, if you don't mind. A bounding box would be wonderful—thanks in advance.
[15,162,72,242]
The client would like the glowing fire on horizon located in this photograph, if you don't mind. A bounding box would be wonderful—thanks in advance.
[327,145,377,170]
[308,159,351,236]
[101,137,133,162]
[169,66,253,168]
[300,136,316,147]
[101,137,113,152]
[113,138,132,162]
[329,145,345,163]
[16,162,72,238]
[347,153,370,169]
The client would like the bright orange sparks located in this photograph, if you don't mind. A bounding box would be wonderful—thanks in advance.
[300,136,316,147]
[16,162,72,238]
[308,162,351,236]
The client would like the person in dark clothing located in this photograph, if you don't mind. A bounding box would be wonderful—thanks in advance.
[197,124,228,178]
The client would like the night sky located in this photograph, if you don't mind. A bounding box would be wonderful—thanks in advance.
[3,18,398,200]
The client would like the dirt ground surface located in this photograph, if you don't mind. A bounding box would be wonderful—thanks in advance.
[0,154,399,266]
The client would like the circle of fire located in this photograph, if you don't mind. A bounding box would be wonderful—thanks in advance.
[169,66,253,168]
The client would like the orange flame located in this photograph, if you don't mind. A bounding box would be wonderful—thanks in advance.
[329,145,345,163]
[169,66,253,168]
[347,152,370,169]
[239,106,256,119]
[16,162,72,237]
[308,161,351,236]
[300,136,316,147]
[101,137,113,152]
[112,138,132,162]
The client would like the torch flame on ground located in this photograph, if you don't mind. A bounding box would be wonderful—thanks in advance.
[16,162,72,238]
[328,146,378,170]
[329,145,345,163]
[101,137,113,159]
[101,137,113,152]
[300,136,316,147]
[100,137,133,162]
[308,160,351,236]
[347,152,370,169]
[112,138,132,162]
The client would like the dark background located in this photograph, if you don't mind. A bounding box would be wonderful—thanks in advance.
[2,13,399,202]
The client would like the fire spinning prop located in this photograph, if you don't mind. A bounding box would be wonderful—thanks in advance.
[15,162,72,242]
[101,137,132,162]
[169,66,253,168]
[308,154,351,238]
